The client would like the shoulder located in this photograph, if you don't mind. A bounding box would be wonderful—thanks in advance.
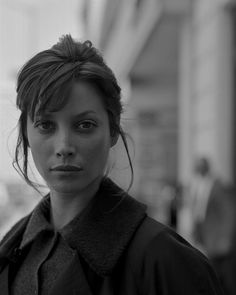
[0,195,49,248]
[126,216,224,294]
[0,213,31,248]
[128,216,208,266]
[0,213,31,273]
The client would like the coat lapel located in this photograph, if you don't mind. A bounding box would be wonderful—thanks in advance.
[0,264,9,295]
[61,178,147,277]
[49,253,93,295]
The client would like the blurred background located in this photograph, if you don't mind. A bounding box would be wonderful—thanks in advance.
[0,0,236,293]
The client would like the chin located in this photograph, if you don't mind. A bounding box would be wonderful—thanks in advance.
[48,176,102,195]
[49,182,85,194]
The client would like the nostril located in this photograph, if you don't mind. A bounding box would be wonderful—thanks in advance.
[55,141,75,157]
[56,150,74,157]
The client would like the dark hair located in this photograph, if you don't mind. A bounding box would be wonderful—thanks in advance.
[13,34,133,192]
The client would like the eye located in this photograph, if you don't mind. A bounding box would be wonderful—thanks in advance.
[34,120,55,133]
[75,120,97,131]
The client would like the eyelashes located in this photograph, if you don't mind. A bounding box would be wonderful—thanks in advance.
[33,120,98,134]
[74,121,97,130]
[34,121,54,132]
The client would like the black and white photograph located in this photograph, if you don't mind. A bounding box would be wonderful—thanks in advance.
[0,0,235,294]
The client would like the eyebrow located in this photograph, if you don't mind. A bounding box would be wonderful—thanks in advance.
[36,110,98,119]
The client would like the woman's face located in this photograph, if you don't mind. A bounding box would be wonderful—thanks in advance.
[27,81,114,195]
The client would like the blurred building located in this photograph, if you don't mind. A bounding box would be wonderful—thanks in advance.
[0,0,83,181]
[83,0,236,222]
[0,0,83,235]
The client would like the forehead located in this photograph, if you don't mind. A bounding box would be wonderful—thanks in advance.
[70,81,105,108]
[38,81,107,118]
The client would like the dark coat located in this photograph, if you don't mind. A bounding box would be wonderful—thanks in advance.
[0,179,224,295]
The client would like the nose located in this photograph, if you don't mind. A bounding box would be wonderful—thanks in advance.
[55,131,76,158]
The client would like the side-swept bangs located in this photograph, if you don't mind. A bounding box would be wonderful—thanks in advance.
[16,55,122,125]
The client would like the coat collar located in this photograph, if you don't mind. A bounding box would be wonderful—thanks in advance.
[0,178,146,277]
[60,178,147,276]
[19,197,52,249]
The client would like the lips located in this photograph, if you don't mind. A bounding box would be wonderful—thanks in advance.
[50,165,83,172]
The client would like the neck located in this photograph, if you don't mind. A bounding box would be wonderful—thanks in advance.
[49,179,101,230]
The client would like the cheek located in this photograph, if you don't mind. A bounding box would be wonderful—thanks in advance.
[27,124,44,156]
[30,144,47,169]
[82,135,111,163]
[29,138,51,173]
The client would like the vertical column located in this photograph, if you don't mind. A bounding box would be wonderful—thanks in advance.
[191,0,234,184]
[177,14,195,238]
[214,8,234,183]
[177,15,193,186]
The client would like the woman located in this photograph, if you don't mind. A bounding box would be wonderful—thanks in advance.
[0,35,224,295]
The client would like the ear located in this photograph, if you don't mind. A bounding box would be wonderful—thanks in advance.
[110,133,119,147]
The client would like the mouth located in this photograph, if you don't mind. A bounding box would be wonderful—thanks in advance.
[50,165,83,172]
